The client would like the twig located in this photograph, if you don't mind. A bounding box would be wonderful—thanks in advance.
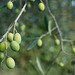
[0,0,28,43]
[62,39,74,42]
[45,0,74,58]
[45,0,75,74]
[40,27,57,39]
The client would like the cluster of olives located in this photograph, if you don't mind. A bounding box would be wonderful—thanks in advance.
[15,22,26,32]
[0,32,21,69]
[8,32,21,51]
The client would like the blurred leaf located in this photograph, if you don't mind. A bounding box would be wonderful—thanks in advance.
[0,4,6,10]
[31,33,42,36]
[36,57,44,75]
[44,15,48,31]
[23,37,38,41]
[48,21,52,32]
[48,20,52,35]
[27,39,38,50]
[29,60,40,75]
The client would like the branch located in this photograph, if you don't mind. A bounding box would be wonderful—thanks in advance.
[62,39,74,42]
[40,27,57,39]
[0,0,28,43]
[45,0,74,58]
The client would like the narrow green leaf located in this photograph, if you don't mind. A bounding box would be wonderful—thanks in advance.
[29,60,40,75]
[31,33,42,36]
[36,57,44,75]
[44,15,48,31]
[27,39,38,50]
[48,20,52,35]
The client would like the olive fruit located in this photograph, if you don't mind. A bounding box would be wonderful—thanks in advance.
[37,39,42,47]
[59,62,64,67]
[15,8,20,14]
[7,1,13,9]
[10,41,20,51]
[23,9,26,13]
[0,52,4,59]
[38,2,45,11]
[55,39,60,45]
[7,33,13,42]
[6,57,15,69]
[14,33,21,44]
[15,22,18,27]
[27,3,31,8]
[72,47,75,53]
[0,41,9,52]
[20,24,26,31]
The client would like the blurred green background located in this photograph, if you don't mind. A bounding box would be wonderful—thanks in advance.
[0,0,75,75]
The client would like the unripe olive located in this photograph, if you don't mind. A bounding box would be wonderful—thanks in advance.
[38,2,45,11]
[15,8,20,14]
[72,47,75,53]
[37,39,42,47]
[15,22,18,27]
[0,42,6,52]
[14,33,21,44]
[6,57,15,69]
[59,62,64,67]
[10,41,20,51]
[0,52,4,59]
[55,39,60,45]
[7,33,13,42]
[23,9,26,13]
[7,1,13,9]
[27,3,31,8]
[20,24,26,31]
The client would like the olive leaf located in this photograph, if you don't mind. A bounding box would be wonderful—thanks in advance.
[27,39,38,50]
[36,57,44,75]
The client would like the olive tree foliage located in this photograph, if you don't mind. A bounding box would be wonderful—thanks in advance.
[0,0,75,75]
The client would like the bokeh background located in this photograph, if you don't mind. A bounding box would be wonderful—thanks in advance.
[0,0,75,75]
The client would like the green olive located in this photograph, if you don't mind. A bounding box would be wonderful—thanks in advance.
[37,39,42,47]
[55,39,60,45]
[6,57,15,69]
[7,1,13,9]
[10,41,20,51]
[0,52,4,59]
[59,62,64,67]
[14,33,21,44]
[20,24,26,31]
[0,42,6,52]
[38,2,45,11]
[27,3,31,8]
[15,8,20,14]
[72,47,75,53]
[15,22,18,27]
[7,33,13,42]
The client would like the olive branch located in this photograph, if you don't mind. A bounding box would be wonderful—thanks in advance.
[0,0,75,74]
